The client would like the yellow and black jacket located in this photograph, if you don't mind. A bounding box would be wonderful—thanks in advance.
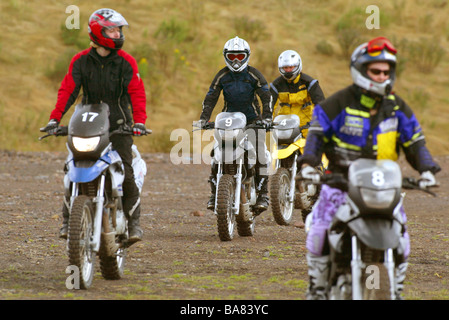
[270,72,325,137]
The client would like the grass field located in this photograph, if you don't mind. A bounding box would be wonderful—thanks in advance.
[0,0,448,155]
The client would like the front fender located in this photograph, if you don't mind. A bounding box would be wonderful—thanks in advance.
[348,218,402,250]
[67,151,118,183]
[273,140,305,160]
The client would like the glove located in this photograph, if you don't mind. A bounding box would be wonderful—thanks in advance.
[197,119,207,129]
[255,118,272,129]
[132,123,147,136]
[42,119,59,134]
[419,171,437,188]
[300,165,320,183]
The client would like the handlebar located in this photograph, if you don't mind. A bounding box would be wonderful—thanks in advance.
[38,126,68,140]
[39,125,152,141]
[296,171,437,197]
[193,121,273,131]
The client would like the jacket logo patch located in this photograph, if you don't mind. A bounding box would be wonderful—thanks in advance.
[379,117,398,133]
[340,116,363,136]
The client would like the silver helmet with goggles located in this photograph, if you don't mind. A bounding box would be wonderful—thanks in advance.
[223,36,250,73]
[278,50,302,81]
[350,37,397,96]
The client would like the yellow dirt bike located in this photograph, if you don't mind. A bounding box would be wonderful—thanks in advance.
[270,114,328,225]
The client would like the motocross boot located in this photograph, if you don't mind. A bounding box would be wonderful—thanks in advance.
[59,199,70,239]
[306,253,330,300]
[128,203,143,244]
[394,262,408,300]
[254,176,269,213]
[207,174,217,211]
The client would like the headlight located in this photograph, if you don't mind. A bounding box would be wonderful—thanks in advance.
[217,129,240,141]
[275,128,294,141]
[72,136,100,152]
[360,188,396,209]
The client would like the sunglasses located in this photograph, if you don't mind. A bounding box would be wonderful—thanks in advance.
[226,53,247,61]
[367,68,391,76]
[366,37,397,54]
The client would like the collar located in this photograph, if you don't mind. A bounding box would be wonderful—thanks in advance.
[288,73,301,84]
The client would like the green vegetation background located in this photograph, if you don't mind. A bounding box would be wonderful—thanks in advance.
[1,0,448,155]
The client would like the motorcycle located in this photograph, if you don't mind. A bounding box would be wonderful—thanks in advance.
[40,103,150,289]
[195,112,269,241]
[299,158,436,300]
[270,114,328,225]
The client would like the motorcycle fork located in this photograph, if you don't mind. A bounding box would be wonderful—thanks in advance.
[351,235,364,300]
[385,248,396,300]
[232,159,243,216]
[91,174,106,253]
[288,154,298,203]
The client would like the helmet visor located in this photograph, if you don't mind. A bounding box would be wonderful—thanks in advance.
[367,37,397,54]
[226,52,247,61]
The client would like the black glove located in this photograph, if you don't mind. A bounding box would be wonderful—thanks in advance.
[197,120,211,129]
[41,119,59,134]
[256,118,272,129]
[132,123,147,136]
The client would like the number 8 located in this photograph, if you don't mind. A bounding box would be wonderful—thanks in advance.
[371,170,385,186]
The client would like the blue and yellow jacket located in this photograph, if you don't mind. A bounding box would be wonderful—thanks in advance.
[301,85,440,174]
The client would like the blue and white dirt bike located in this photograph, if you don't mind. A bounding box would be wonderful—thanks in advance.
[40,103,150,289]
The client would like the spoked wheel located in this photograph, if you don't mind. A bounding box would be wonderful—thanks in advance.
[270,167,293,225]
[216,174,236,241]
[68,195,95,289]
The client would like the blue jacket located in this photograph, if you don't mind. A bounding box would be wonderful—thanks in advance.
[301,85,440,174]
[200,66,272,123]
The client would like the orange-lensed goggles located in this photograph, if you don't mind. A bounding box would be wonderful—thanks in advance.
[226,53,247,61]
[366,37,397,54]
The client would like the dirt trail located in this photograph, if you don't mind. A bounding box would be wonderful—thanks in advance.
[0,151,448,302]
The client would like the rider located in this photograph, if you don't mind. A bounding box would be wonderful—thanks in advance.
[270,49,325,137]
[41,8,148,244]
[299,37,441,299]
[199,36,273,212]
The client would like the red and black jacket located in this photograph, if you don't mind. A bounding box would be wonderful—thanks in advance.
[50,47,147,130]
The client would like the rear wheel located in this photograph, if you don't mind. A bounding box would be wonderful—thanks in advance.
[236,197,255,237]
[216,174,236,241]
[270,167,293,225]
[99,237,126,280]
[68,195,95,289]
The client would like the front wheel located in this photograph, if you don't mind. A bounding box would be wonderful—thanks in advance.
[216,174,236,241]
[270,167,293,225]
[68,195,95,289]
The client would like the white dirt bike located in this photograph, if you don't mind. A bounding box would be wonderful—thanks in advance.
[196,112,269,241]
[299,158,437,300]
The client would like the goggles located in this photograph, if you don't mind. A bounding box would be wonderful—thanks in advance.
[226,52,247,61]
[367,68,390,76]
[366,37,397,54]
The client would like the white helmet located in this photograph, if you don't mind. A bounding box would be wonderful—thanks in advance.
[350,37,397,96]
[223,36,250,72]
[278,50,302,81]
